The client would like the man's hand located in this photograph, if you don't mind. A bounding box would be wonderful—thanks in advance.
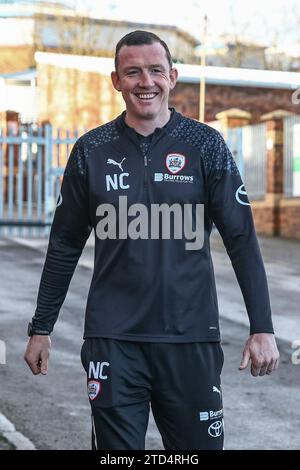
[24,335,51,375]
[239,333,280,377]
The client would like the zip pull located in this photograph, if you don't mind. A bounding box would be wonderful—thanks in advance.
[144,155,148,166]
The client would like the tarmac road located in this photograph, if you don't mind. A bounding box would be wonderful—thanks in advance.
[0,235,299,450]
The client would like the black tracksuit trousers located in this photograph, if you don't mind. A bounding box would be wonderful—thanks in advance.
[81,338,224,450]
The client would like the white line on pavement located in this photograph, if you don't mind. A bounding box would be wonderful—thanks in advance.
[0,412,36,450]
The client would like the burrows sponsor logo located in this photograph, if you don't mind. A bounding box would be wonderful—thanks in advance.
[154,173,194,184]
[199,409,223,421]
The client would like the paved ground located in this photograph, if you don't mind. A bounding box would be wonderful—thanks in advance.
[0,233,299,450]
[0,434,14,450]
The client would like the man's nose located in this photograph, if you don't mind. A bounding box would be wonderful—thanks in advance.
[138,71,155,87]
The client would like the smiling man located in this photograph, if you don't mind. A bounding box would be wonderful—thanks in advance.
[111,39,177,133]
[24,30,279,451]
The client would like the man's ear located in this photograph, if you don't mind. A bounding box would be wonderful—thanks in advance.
[111,71,121,91]
[169,67,178,90]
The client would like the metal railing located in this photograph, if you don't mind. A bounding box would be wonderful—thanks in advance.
[226,123,266,200]
[242,122,266,200]
[0,124,79,237]
[283,114,300,198]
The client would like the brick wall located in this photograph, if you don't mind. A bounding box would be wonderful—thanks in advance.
[252,205,277,237]
[37,63,124,131]
[170,83,299,122]
[240,192,300,241]
[279,202,300,239]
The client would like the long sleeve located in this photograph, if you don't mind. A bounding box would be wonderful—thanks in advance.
[207,131,274,335]
[32,138,92,333]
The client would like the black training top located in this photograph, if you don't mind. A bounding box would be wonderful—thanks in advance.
[32,109,274,341]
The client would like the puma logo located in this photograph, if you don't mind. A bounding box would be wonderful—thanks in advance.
[213,386,221,397]
[107,157,126,172]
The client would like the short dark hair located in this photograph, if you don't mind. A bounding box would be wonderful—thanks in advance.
[114,30,173,71]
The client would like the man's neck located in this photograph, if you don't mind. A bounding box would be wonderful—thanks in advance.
[124,109,171,136]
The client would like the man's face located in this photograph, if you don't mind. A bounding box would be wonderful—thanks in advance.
[111,42,178,121]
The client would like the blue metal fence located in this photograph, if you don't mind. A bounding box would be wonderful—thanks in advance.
[226,123,266,200]
[0,124,79,237]
[227,127,244,177]
[283,114,300,197]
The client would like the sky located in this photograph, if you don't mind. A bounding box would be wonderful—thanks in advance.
[71,0,300,54]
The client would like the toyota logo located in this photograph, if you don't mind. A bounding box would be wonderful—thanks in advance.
[208,420,223,438]
[235,184,250,206]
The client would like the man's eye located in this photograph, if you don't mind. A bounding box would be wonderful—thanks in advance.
[127,70,138,76]
[152,69,162,73]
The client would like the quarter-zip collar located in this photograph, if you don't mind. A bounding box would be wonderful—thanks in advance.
[115,107,181,146]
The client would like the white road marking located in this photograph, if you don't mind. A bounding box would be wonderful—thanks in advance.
[0,412,36,450]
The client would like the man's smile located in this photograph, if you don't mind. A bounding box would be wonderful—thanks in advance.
[134,92,159,100]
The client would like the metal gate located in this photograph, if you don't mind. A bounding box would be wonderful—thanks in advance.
[227,127,244,177]
[226,123,266,200]
[0,124,78,237]
[283,114,300,197]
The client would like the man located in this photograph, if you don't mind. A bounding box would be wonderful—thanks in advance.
[24,30,279,450]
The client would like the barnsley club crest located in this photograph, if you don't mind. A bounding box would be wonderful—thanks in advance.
[87,380,101,400]
[166,153,186,174]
